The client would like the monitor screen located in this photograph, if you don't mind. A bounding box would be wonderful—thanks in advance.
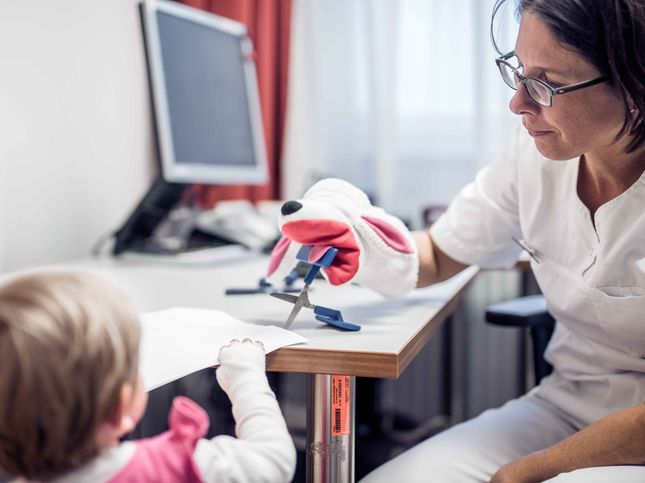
[141,0,268,184]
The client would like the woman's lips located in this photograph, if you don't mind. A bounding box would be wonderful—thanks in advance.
[527,128,551,137]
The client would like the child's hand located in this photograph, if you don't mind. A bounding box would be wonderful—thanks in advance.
[216,338,267,393]
[219,338,265,363]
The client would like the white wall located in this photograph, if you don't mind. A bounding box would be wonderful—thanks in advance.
[0,0,155,272]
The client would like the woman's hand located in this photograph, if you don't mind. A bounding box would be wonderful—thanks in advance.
[490,453,547,483]
[266,178,418,298]
[491,402,645,483]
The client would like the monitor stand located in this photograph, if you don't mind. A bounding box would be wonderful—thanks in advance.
[112,176,232,257]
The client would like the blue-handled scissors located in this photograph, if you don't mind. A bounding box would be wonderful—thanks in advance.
[270,245,360,331]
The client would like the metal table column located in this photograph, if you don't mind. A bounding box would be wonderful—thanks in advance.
[306,374,355,483]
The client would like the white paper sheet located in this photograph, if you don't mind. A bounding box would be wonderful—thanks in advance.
[139,307,307,391]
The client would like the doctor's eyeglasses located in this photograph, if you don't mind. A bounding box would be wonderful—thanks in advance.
[495,51,610,107]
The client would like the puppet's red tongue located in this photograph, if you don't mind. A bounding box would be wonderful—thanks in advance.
[280,219,361,285]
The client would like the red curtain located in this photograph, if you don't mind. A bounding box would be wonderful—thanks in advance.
[181,0,292,206]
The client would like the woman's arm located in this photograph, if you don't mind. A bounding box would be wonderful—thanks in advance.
[490,402,645,483]
[414,230,469,287]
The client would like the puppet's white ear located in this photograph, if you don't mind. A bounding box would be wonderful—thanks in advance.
[361,215,414,254]
[350,213,418,298]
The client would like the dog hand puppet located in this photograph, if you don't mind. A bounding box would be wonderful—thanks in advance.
[266,178,418,298]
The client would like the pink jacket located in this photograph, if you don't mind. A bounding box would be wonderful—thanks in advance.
[109,397,208,483]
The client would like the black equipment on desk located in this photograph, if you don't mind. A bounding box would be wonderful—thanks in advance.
[113,0,268,256]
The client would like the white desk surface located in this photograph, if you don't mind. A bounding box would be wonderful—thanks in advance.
[48,246,478,379]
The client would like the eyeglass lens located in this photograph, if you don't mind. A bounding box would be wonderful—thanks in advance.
[498,62,551,106]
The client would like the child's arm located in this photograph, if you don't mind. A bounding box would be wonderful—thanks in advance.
[194,339,296,483]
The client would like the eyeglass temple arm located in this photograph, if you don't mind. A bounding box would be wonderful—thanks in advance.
[554,75,610,95]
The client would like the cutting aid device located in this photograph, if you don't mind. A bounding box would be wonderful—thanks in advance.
[270,245,360,331]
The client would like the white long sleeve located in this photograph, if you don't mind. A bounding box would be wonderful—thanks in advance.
[193,342,296,483]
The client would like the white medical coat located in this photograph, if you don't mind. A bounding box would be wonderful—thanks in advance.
[431,127,645,426]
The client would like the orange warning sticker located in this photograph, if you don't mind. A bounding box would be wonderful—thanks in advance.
[331,375,350,436]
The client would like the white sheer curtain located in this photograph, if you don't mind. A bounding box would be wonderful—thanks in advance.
[282,0,519,226]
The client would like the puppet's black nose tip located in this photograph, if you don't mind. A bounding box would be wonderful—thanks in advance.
[281,200,302,216]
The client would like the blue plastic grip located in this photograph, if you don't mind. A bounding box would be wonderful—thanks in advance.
[296,246,339,285]
[296,245,338,268]
[314,306,361,331]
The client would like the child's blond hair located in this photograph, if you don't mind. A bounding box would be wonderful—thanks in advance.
[0,270,141,479]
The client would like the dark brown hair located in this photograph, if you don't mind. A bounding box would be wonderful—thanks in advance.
[492,0,645,152]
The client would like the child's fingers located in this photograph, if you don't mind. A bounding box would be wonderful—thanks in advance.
[240,337,264,349]
[220,338,240,350]
[219,338,266,355]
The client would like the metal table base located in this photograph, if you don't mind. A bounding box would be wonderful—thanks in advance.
[306,374,355,483]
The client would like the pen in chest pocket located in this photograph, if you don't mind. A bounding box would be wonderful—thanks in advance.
[512,236,540,264]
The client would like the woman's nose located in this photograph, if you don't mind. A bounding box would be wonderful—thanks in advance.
[281,200,302,216]
[509,83,540,116]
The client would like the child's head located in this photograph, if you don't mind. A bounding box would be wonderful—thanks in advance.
[0,270,142,479]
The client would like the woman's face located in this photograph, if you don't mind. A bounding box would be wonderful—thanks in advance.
[510,10,626,161]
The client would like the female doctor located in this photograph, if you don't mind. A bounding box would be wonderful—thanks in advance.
[364,0,645,481]
[270,0,645,481]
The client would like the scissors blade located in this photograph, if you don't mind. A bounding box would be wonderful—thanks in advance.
[270,292,299,304]
[282,285,313,329]
[283,300,303,329]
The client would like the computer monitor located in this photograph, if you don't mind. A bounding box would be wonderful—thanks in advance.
[143,0,268,184]
[113,0,268,255]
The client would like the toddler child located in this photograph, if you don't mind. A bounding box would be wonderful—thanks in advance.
[0,270,296,482]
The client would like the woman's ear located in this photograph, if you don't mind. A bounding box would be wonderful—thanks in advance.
[627,96,640,119]
[629,103,642,132]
